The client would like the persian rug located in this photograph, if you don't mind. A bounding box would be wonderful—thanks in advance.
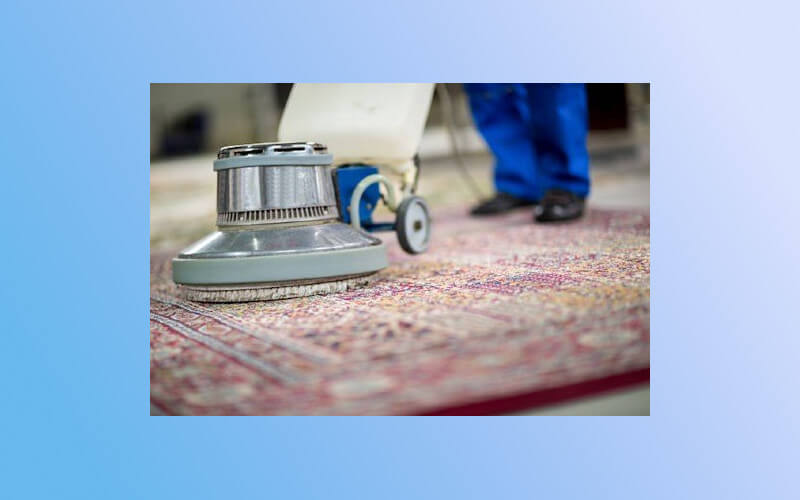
[150,207,650,415]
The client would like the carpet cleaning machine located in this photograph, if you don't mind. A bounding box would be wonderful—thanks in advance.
[172,84,435,302]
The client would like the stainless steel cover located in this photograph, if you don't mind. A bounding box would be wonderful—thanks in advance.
[212,142,339,227]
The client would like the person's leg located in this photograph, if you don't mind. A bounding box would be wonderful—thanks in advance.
[524,83,589,221]
[464,83,539,203]
[525,83,590,198]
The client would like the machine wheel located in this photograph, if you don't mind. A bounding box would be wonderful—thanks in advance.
[396,196,431,254]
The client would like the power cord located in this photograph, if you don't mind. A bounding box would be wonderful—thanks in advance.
[436,83,485,201]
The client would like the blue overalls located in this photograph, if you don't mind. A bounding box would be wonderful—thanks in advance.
[463,83,590,202]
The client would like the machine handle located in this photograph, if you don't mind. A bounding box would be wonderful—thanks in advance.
[349,174,398,230]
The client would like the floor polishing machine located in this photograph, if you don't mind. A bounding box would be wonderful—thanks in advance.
[172,84,435,302]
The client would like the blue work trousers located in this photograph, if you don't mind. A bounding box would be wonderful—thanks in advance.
[464,83,590,201]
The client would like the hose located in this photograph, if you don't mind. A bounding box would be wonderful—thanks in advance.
[349,174,398,230]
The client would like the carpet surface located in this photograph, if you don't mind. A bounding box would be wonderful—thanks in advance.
[150,206,650,415]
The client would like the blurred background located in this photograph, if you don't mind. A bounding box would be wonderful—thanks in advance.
[150,84,649,160]
[151,83,650,256]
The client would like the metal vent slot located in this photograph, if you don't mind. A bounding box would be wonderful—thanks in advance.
[272,145,308,153]
[231,147,264,157]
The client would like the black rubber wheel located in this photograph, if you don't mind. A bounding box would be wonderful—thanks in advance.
[396,196,431,254]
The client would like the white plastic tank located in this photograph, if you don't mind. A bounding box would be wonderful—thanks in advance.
[278,83,434,177]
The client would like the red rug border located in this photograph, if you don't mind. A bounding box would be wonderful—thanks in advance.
[420,368,650,415]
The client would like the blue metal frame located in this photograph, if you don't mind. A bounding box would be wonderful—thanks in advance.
[333,164,395,232]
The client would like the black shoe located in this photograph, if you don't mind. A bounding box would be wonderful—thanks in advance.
[470,192,537,216]
[534,189,585,222]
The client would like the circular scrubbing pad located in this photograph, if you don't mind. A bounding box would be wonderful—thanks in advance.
[178,273,377,303]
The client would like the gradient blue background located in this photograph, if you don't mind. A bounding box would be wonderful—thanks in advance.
[1,0,798,498]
